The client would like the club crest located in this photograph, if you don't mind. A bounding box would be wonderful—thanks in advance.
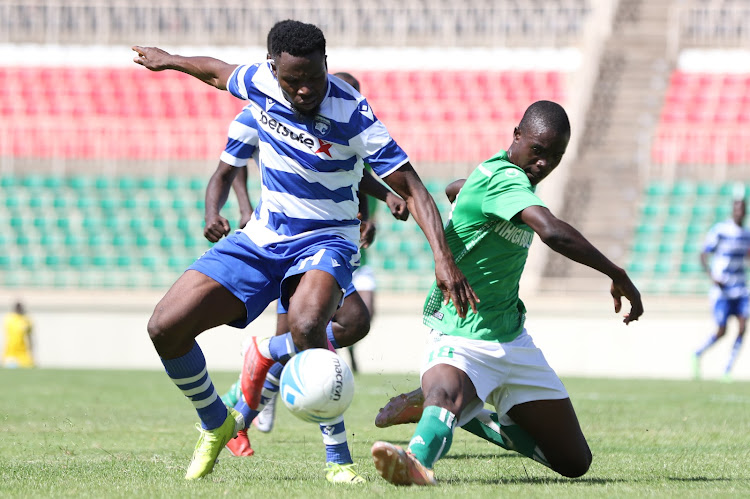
[313,116,331,137]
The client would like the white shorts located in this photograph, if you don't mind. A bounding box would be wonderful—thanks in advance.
[351,265,376,292]
[420,329,568,424]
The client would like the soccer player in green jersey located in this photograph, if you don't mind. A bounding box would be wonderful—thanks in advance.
[371,100,644,486]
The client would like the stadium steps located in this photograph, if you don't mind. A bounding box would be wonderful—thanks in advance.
[541,0,674,291]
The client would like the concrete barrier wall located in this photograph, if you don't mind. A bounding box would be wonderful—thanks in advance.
[1,290,747,381]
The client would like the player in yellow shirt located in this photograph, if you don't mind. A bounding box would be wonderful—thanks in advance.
[3,301,34,368]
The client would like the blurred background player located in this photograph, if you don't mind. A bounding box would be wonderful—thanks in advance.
[2,301,34,368]
[693,198,750,382]
[206,70,409,471]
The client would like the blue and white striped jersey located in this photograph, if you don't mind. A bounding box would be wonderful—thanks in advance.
[704,219,750,299]
[225,63,408,247]
[220,105,259,167]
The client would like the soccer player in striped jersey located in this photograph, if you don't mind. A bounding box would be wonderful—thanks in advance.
[370,101,643,486]
[693,198,750,381]
[206,72,410,482]
[132,20,477,481]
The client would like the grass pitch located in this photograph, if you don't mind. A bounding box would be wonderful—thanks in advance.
[1,369,748,498]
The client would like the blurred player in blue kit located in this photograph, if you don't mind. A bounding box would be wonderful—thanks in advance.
[693,198,750,381]
[133,19,477,481]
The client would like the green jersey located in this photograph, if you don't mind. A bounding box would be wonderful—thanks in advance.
[423,150,545,343]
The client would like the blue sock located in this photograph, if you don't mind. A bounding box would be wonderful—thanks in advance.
[235,362,284,428]
[268,332,298,363]
[725,336,744,374]
[326,322,340,349]
[320,415,352,464]
[161,342,227,430]
[695,334,719,356]
[233,398,257,430]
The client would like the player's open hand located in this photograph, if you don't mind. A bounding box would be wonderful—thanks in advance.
[360,220,376,248]
[435,259,479,319]
[610,273,643,325]
[385,192,410,221]
[204,214,231,243]
[132,46,173,71]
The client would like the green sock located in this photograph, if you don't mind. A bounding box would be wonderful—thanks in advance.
[407,405,457,469]
[220,378,242,408]
[461,410,550,468]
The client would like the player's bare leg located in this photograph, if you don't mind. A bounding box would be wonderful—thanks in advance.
[345,288,374,372]
[505,398,591,478]
[241,270,340,409]
[329,291,370,347]
[373,364,475,486]
[148,270,248,479]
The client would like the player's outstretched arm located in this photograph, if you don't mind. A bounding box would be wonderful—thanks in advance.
[383,163,478,318]
[520,205,644,324]
[204,161,241,242]
[132,46,237,90]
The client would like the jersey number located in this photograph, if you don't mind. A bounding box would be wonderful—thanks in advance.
[428,345,454,362]
[297,249,326,270]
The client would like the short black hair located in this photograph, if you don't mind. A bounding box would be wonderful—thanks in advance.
[267,20,326,59]
[518,100,570,136]
[334,72,360,92]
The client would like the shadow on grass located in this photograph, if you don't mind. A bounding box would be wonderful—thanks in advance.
[442,452,520,460]
[445,474,744,486]
[667,477,738,482]
[445,476,628,486]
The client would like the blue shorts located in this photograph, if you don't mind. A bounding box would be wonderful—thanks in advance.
[712,295,749,326]
[189,231,358,328]
[276,282,357,314]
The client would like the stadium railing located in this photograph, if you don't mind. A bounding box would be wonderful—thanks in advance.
[668,1,750,56]
[0,0,590,47]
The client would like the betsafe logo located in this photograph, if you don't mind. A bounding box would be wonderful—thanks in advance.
[258,110,332,157]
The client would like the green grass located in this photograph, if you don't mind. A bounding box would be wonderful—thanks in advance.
[1,370,749,497]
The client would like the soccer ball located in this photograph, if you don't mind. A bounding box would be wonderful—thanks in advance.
[279,348,355,423]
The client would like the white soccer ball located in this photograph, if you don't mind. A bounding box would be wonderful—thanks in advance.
[279,348,355,423]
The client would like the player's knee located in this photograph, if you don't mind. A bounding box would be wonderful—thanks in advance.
[552,446,592,478]
[290,316,329,350]
[422,389,462,415]
[339,314,370,346]
[147,311,176,352]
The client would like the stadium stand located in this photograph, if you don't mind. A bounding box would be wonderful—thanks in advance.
[18,0,730,295]
[0,55,570,291]
[615,0,750,295]
[540,0,750,296]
